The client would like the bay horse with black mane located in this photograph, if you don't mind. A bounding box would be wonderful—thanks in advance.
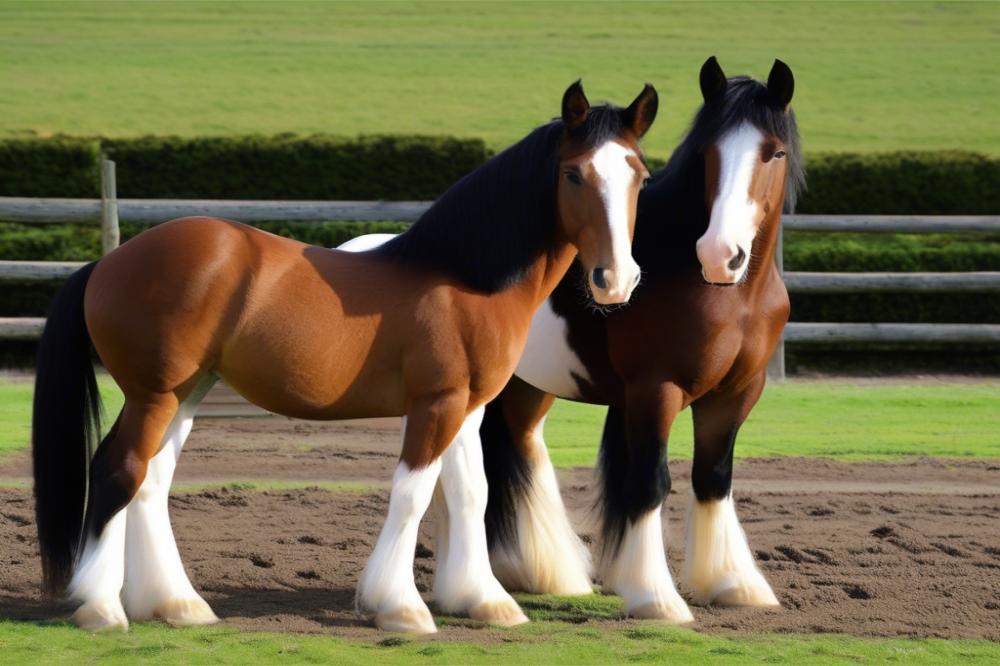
[32,81,658,634]
[448,58,804,622]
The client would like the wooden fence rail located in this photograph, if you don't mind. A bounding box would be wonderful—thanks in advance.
[1,160,998,389]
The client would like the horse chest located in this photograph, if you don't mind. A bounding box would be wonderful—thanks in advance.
[514,298,593,400]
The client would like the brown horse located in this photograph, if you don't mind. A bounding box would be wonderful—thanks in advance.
[31,81,659,634]
[456,58,804,622]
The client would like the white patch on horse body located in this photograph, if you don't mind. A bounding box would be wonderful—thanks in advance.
[123,376,218,623]
[515,299,591,399]
[337,233,397,253]
[488,415,594,595]
[697,123,764,283]
[682,492,778,607]
[601,506,693,623]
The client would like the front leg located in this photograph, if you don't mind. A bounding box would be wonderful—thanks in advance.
[683,372,779,607]
[598,384,693,623]
[357,389,468,634]
[432,406,529,626]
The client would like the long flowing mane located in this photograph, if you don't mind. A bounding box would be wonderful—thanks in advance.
[375,106,626,293]
[635,76,804,273]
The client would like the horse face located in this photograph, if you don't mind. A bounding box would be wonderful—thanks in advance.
[557,82,656,305]
[696,59,794,285]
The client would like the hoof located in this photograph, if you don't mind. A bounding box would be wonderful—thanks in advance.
[375,605,437,634]
[72,600,129,633]
[627,599,695,624]
[469,599,529,627]
[711,579,780,608]
[153,596,220,626]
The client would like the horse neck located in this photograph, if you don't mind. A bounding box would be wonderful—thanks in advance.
[512,229,578,309]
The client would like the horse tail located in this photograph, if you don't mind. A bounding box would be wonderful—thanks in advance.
[481,398,531,551]
[32,261,102,597]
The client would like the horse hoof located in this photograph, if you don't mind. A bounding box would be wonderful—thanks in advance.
[469,599,530,626]
[72,600,129,633]
[153,596,220,626]
[712,582,780,608]
[375,606,437,634]
[627,600,695,624]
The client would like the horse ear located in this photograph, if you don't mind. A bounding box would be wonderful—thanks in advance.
[623,83,658,138]
[767,59,795,109]
[700,56,727,102]
[562,80,590,130]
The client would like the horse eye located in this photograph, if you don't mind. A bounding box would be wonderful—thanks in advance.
[566,170,583,185]
[773,150,786,159]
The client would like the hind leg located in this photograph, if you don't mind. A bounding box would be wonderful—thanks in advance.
[683,373,778,607]
[123,376,217,625]
[433,406,528,625]
[485,379,592,595]
[69,393,179,632]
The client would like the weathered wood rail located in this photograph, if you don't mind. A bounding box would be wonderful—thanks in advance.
[1,161,998,393]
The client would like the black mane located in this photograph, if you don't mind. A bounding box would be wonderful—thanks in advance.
[375,105,626,293]
[635,76,805,272]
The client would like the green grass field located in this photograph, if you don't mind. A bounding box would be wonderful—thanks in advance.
[2,379,998,464]
[1,618,998,665]
[1,1,998,156]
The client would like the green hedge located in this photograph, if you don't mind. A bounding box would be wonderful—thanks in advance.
[795,151,1000,215]
[0,137,100,198]
[0,136,998,214]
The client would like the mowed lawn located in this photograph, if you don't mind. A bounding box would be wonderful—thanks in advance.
[1,618,998,665]
[0,1,997,156]
[1,377,997,464]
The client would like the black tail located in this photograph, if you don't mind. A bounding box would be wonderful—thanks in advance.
[32,261,102,597]
[481,398,532,551]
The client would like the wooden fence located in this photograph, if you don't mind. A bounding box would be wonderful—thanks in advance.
[1,160,998,404]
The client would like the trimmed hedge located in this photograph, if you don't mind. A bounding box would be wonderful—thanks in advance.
[0,137,100,198]
[0,136,998,214]
[795,151,1000,215]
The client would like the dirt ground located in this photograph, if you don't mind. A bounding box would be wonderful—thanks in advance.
[1,416,998,640]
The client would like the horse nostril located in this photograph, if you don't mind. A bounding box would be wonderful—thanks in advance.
[631,272,641,288]
[728,247,747,271]
[592,267,608,290]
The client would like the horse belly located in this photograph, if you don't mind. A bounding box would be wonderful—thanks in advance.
[514,299,591,400]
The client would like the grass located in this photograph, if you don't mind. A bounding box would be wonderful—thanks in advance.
[2,378,998,466]
[1,2,998,156]
[1,618,998,665]
[544,381,1000,467]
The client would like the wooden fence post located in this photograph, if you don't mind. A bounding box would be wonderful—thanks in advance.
[767,223,786,381]
[100,158,120,255]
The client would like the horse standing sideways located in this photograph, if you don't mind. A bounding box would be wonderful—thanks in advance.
[449,58,803,622]
[32,82,658,634]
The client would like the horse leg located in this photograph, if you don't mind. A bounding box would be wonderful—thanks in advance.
[432,406,528,625]
[482,378,592,595]
[69,393,179,632]
[683,372,778,607]
[599,384,693,623]
[123,376,218,625]
[357,390,468,634]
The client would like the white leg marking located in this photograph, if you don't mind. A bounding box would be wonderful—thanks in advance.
[123,377,218,625]
[682,492,779,607]
[358,455,442,634]
[433,407,528,626]
[68,508,129,632]
[489,418,593,595]
[602,506,693,623]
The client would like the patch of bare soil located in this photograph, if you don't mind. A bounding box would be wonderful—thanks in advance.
[1,416,998,640]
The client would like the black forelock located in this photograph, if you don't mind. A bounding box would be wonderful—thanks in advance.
[375,104,627,293]
[649,75,805,213]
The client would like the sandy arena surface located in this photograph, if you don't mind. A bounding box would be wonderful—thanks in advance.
[1,415,998,640]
